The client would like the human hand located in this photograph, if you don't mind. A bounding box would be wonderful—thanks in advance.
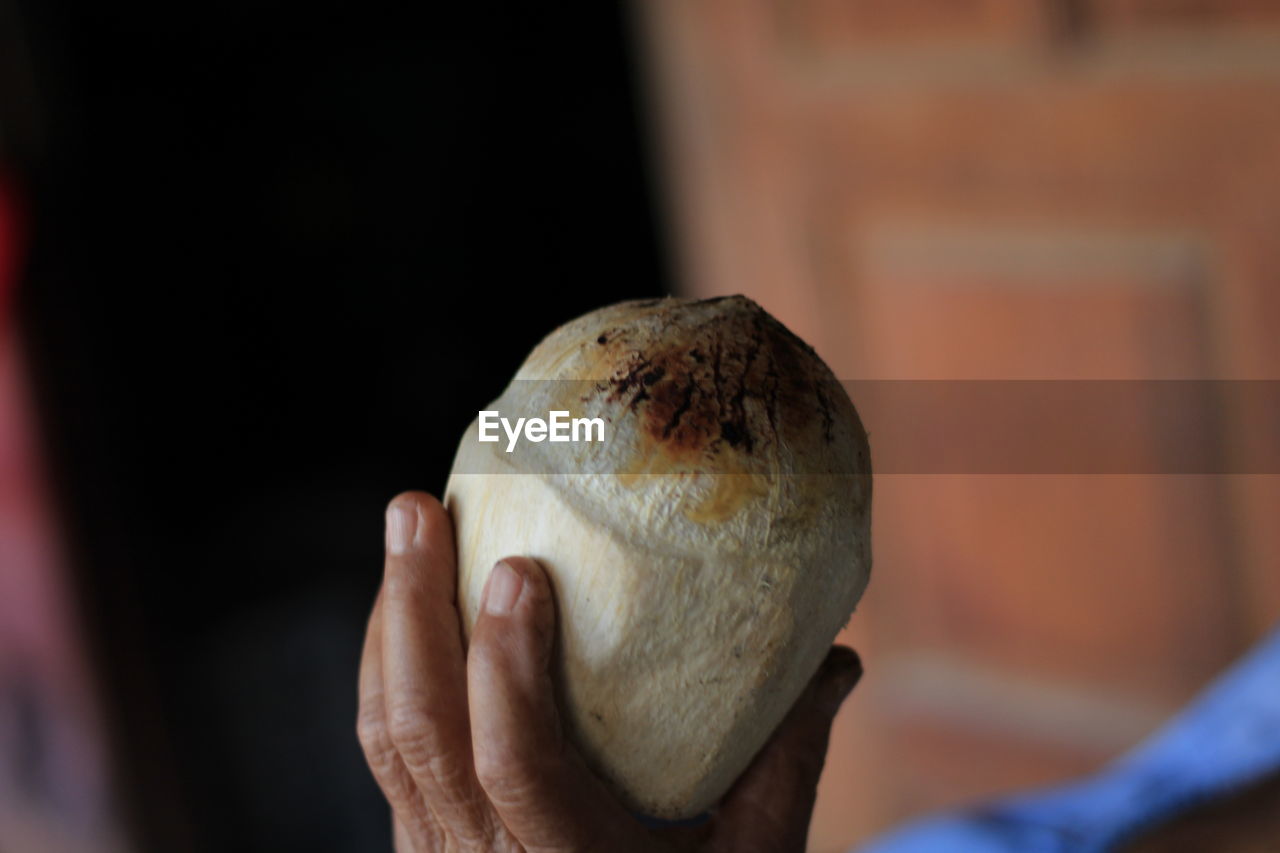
[357,491,862,852]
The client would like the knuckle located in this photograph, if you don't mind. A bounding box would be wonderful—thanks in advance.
[385,700,446,758]
[471,617,545,673]
[356,720,403,784]
[355,709,386,753]
[474,756,535,808]
[466,631,505,671]
[471,744,506,790]
[422,750,475,793]
[473,740,546,807]
[380,567,421,602]
[356,706,393,756]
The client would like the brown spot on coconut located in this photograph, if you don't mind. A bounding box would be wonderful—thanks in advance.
[444,294,871,819]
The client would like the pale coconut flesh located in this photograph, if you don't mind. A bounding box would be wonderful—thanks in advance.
[444,294,871,819]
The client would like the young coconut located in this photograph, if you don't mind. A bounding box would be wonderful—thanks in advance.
[444,294,871,819]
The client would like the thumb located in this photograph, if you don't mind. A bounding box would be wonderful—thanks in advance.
[466,557,648,852]
[708,646,862,853]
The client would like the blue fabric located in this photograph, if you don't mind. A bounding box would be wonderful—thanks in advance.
[857,625,1280,853]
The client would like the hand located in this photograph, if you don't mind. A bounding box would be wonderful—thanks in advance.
[357,491,863,852]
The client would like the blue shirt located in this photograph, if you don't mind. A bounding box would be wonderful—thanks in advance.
[857,625,1280,852]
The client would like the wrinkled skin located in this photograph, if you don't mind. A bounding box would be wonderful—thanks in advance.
[357,492,862,853]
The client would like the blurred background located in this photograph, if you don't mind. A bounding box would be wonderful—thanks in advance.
[1,1,1278,852]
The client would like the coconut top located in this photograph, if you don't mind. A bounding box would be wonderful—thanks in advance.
[467,295,871,560]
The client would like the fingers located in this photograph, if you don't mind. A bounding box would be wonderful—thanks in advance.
[709,646,862,853]
[377,492,497,846]
[467,556,645,852]
[393,816,416,853]
[357,589,445,850]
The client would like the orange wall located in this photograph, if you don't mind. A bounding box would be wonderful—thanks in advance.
[633,3,1280,849]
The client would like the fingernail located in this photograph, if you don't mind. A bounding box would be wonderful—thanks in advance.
[386,504,416,555]
[485,561,523,615]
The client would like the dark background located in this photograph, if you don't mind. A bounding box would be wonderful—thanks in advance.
[7,2,669,850]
